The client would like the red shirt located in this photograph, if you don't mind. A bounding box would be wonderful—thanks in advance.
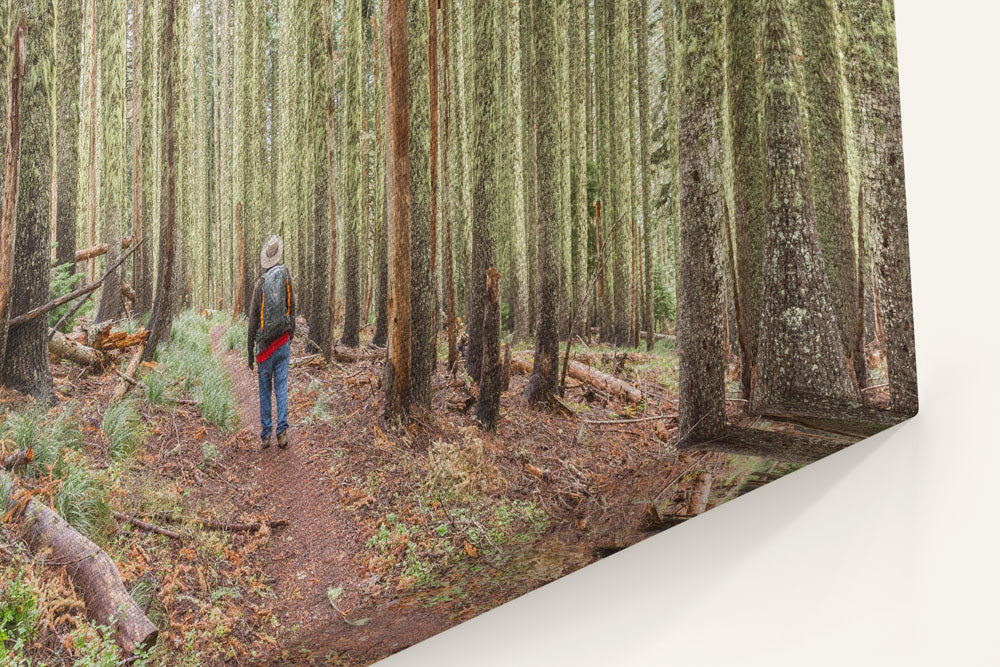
[256,332,289,363]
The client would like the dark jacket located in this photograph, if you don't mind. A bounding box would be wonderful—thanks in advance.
[247,265,296,366]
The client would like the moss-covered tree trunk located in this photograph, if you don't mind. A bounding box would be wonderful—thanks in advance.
[53,0,81,271]
[96,0,126,322]
[519,0,537,338]
[609,0,632,346]
[144,0,178,361]
[726,0,765,399]
[308,0,331,356]
[341,0,363,347]
[676,0,727,444]
[525,0,560,404]
[408,0,435,408]
[636,0,653,350]
[839,0,916,415]
[751,0,859,416]
[465,0,500,384]
[798,0,862,384]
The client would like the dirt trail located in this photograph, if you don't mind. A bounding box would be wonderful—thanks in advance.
[211,329,448,663]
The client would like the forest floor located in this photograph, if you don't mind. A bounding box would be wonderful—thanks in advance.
[2,310,802,665]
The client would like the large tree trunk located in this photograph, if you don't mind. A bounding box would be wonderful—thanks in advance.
[372,12,389,349]
[0,14,27,378]
[798,0,861,383]
[1,470,158,654]
[839,0,917,416]
[751,0,858,416]
[465,0,500,383]
[519,0,538,339]
[726,0,766,399]
[308,0,331,356]
[525,0,560,404]
[676,0,727,445]
[383,0,413,419]
[3,5,53,400]
[144,0,177,362]
[408,0,435,409]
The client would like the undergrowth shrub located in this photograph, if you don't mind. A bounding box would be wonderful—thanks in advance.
[223,321,247,352]
[103,400,145,461]
[1,405,109,542]
[48,262,85,332]
[0,573,40,660]
[141,370,171,405]
[156,309,238,430]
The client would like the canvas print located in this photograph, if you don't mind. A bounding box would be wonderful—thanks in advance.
[0,0,916,664]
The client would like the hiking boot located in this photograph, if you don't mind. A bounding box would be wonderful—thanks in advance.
[276,430,289,449]
[261,435,272,450]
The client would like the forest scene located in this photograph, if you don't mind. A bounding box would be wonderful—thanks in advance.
[0,0,917,664]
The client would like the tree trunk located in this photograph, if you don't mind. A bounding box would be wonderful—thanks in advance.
[144,0,178,362]
[308,0,331,356]
[49,330,102,368]
[839,0,917,416]
[751,0,858,416]
[525,0,560,404]
[1,470,158,654]
[726,0,766,400]
[475,267,502,430]
[466,0,501,383]
[383,0,413,419]
[96,0,127,323]
[2,5,53,400]
[54,0,82,270]
[341,0,364,348]
[637,0,654,352]
[676,0,727,445]
[233,202,245,318]
[409,0,435,409]
[0,14,27,377]
[441,0,458,370]
[610,0,632,346]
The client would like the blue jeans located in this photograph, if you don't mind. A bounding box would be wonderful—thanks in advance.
[257,340,290,441]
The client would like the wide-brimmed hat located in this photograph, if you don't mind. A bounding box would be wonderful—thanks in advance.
[260,235,283,270]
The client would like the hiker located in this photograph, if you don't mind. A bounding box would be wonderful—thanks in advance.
[247,235,296,449]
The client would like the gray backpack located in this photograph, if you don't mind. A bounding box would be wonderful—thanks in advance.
[255,265,293,347]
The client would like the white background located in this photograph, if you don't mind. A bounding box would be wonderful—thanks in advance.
[380,1,1000,664]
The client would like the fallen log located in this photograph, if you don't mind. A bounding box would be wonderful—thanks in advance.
[67,235,134,265]
[94,326,149,352]
[111,349,144,402]
[1,470,158,654]
[49,330,103,368]
[332,344,381,363]
[512,354,643,404]
[148,512,288,534]
[10,240,142,330]
[121,281,136,303]
[113,511,180,540]
[686,472,713,516]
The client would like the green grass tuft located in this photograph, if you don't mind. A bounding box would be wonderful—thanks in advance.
[103,400,145,461]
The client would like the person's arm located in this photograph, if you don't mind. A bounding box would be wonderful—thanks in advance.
[286,268,296,340]
[247,279,262,369]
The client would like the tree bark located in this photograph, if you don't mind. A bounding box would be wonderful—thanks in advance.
[54,0,82,271]
[726,0,765,399]
[0,14,27,377]
[676,0,727,445]
[144,0,178,362]
[383,0,413,419]
[525,0,560,405]
[3,5,53,400]
[475,267,502,430]
[751,0,858,415]
[48,331,102,368]
[637,0,654,352]
[341,0,364,348]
